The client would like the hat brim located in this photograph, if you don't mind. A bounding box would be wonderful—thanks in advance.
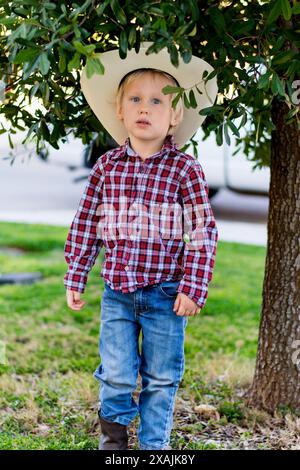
[80,42,218,148]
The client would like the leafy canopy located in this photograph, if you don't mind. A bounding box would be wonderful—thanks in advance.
[0,0,300,167]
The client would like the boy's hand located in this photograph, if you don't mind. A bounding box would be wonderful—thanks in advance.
[66,289,86,311]
[173,293,201,317]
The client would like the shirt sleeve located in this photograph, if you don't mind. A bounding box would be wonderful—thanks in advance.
[177,160,218,309]
[63,159,105,293]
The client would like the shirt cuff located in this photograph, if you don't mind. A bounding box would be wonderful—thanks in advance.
[177,279,208,309]
[64,271,88,293]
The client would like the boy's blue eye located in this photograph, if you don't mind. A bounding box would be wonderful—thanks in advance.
[130,97,161,104]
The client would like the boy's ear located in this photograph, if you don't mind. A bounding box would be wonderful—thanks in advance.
[170,106,183,128]
[116,104,123,121]
[170,115,178,126]
[170,109,180,127]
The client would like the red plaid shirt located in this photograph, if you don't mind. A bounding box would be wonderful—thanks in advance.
[64,135,218,308]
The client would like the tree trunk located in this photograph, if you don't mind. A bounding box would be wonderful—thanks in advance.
[245,97,300,414]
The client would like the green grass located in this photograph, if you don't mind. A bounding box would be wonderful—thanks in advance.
[0,221,267,450]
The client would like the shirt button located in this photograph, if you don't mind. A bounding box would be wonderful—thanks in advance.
[125,266,129,271]
[183,233,190,243]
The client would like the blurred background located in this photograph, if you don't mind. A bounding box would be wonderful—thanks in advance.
[0,126,269,246]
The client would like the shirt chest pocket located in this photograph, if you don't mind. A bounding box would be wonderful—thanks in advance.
[105,240,127,268]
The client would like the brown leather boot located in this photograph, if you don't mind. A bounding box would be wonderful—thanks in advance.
[98,415,128,450]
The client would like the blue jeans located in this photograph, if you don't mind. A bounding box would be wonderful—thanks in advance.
[94,279,188,450]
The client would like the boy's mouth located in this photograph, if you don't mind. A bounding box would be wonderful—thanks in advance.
[136,119,151,126]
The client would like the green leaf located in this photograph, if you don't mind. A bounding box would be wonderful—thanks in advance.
[58,24,72,35]
[38,53,50,75]
[73,41,89,55]
[29,82,40,102]
[110,0,127,25]
[187,0,199,20]
[54,101,63,119]
[271,73,285,96]
[244,56,265,64]
[58,52,66,73]
[40,120,50,140]
[128,27,136,48]
[227,119,240,137]
[254,89,264,109]
[67,52,80,71]
[96,0,111,16]
[257,70,272,89]
[266,0,282,25]
[286,106,299,120]
[162,85,184,95]
[205,69,217,81]
[49,139,60,150]
[12,47,40,64]
[171,92,182,109]
[280,0,292,20]
[209,7,226,32]
[183,92,190,109]
[188,24,197,37]
[287,60,300,79]
[119,30,128,57]
[22,56,40,80]
[216,124,223,146]
[169,44,179,67]
[8,133,14,149]
[85,57,105,79]
[0,16,17,27]
[238,112,248,130]
[199,105,224,116]
[135,29,140,53]
[44,2,56,10]
[181,48,192,64]
[292,3,300,14]
[224,122,231,145]
[272,50,296,66]
[40,81,50,106]
[73,41,96,56]
[189,89,197,108]
[13,7,30,18]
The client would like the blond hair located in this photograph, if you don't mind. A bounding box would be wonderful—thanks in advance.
[116,68,184,135]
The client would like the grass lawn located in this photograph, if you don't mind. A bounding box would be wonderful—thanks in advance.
[0,221,282,450]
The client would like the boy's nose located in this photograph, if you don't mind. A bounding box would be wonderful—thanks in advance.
[138,101,149,114]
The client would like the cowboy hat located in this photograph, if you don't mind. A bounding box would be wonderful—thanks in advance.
[80,42,218,148]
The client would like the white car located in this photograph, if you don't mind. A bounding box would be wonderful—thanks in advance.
[1,120,270,199]
[186,128,270,198]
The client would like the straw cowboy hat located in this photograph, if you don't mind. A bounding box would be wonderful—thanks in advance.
[80,42,218,148]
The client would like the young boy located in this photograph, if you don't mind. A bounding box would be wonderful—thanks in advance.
[64,43,218,450]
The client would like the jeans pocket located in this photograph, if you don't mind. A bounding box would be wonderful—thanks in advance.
[158,280,180,298]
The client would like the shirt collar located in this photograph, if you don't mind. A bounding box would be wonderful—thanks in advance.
[111,135,178,161]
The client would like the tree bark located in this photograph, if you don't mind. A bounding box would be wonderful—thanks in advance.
[245,97,300,414]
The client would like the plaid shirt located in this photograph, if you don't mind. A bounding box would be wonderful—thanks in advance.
[64,135,218,308]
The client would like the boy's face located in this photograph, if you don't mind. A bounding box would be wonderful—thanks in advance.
[116,73,179,150]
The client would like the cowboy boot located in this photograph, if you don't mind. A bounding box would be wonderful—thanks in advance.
[98,414,128,450]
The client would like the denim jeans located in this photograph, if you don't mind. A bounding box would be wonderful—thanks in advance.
[94,279,188,450]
